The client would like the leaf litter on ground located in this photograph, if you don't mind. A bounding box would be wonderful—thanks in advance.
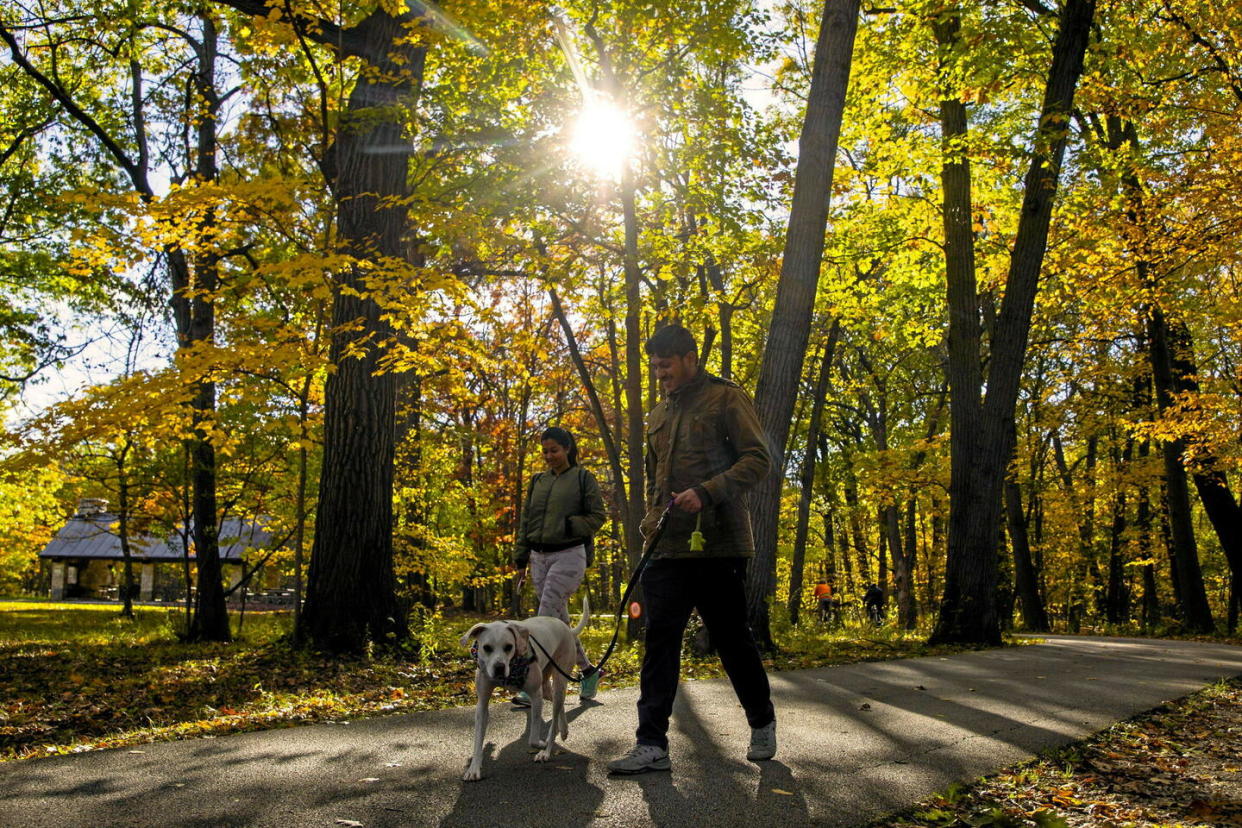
[873,677,1242,828]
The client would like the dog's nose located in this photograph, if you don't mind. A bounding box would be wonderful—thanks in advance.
[490,667,507,681]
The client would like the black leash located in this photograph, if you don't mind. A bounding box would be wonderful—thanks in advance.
[525,503,675,684]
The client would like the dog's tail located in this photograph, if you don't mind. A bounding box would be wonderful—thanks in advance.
[573,593,591,637]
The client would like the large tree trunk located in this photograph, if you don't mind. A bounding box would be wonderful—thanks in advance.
[1146,306,1213,632]
[299,8,425,652]
[1164,321,1242,629]
[620,165,647,641]
[747,0,861,647]
[930,0,1095,645]
[185,13,228,641]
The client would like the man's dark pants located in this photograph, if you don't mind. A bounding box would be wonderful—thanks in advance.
[635,557,775,750]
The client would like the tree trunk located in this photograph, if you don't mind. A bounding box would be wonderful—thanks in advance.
[1,12,230,640]
[1053,429,1097,623]
[299,8,425,652]
[1097,115,1215,632]
[1146,305,1214,631]
[179,13,227,642]
[1005,471,1049,631]
[902,499,919,626]
[1136,441,1160,629]
[549,287,627,516]
[843,458,870,585]
[620,164,647,641]
[746,0,861,648]
[787,325,839,625]
[1163,322,1242,624]
[835,504,855,596]
[930,0,1096,645]
[1104,437,1132,624]
[117,443,135,620]
[823,508,839,592]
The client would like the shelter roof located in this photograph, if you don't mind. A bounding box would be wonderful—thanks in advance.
[39,514,271,562]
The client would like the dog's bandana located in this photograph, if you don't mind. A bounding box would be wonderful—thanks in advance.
[502,651,536,688]
[471,642,537,689]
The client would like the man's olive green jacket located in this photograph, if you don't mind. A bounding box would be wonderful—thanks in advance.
[642,369,771,558]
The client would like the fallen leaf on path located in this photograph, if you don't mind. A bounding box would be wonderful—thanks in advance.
[771,789,794,796]
[335,820,363,827]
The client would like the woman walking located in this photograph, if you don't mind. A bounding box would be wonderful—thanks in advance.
[513,427,607,704]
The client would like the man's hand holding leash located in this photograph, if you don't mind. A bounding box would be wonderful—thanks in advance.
[670,488,703,514]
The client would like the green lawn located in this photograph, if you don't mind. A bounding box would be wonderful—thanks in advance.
[0,598,962,762]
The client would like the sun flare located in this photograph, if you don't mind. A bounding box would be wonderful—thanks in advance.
[569,98,636,180]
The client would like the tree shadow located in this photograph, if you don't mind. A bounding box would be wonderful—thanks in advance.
[439,728,604,827]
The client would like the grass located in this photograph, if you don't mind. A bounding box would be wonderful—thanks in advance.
[0,598,966,762]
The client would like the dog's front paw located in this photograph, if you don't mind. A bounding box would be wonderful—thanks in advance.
[534,746,554,763]
[463,760,483,781]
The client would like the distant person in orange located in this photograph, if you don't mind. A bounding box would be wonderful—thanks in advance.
[814,582,839,625]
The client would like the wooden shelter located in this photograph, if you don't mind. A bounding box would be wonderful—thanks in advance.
[39,499,273,602]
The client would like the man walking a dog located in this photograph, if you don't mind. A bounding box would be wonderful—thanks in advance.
[608,324,777,774]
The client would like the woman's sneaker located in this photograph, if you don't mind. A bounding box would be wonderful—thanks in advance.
[607,743,671,774]
[579,666,602,700]
[511,690,531,708]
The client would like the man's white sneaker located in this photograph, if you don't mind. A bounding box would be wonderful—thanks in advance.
[747,720,776,761]
[607,743,671,774]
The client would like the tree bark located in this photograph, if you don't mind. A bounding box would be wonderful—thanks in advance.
[747,0,861,647]
[620,165,647,641]
[930,0,1096,645]
[1148,317,1212,631]
[1164,322,1242,628]
[298,7,426,652]
[1005,471,1049,631]
[185,13,228,642]
[787,324,839,625]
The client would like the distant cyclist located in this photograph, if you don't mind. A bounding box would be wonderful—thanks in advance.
[814,582,840,626]
[863,583,884,626]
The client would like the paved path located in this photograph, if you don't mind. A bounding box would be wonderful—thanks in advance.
[2,635,1240,827]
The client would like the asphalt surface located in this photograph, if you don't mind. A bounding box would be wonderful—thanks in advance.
[2,634,1240,827]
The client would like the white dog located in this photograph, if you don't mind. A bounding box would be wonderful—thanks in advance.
[459,596,591,781]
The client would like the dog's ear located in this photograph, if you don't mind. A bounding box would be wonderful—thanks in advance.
[459,623,488,648]
[507,622,531,654]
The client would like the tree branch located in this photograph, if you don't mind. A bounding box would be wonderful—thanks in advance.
[0,22,150,197]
